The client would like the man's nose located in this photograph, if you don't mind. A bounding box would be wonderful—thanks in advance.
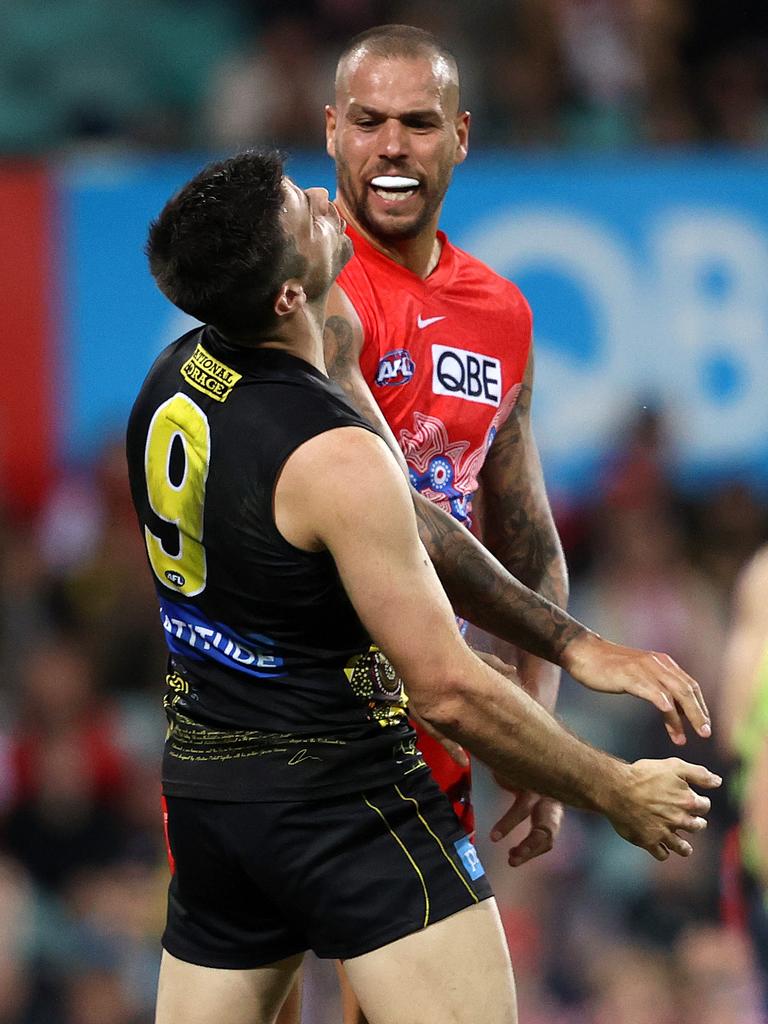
[306,187,329,214]
[379,118,408,159]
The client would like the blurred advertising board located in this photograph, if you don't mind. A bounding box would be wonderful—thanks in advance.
[4,153,767,508]
[0,165,56,513]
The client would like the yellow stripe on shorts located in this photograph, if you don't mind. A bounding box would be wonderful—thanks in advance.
[362,793,430,928]
[394,784,479,904]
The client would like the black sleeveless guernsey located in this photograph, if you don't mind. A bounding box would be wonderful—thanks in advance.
[126,326,426,800]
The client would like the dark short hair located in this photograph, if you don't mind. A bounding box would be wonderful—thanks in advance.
[146,150,306,336]
[336,24,459,95]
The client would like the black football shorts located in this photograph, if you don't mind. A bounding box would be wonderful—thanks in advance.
[162,769,494,968]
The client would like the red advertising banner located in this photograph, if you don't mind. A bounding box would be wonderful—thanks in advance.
[0,164,55,517]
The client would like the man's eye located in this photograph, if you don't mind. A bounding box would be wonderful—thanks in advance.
[356,119,377,129]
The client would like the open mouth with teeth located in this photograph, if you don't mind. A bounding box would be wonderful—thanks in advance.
[370,175,421,202]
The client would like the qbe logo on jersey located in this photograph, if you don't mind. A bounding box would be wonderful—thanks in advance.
[432,345,501,407]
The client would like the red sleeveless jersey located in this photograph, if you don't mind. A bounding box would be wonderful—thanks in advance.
[337,225,533,835]
[337,224,532,529]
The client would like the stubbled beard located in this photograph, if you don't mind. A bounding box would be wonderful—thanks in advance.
[336,157,451,242]
[304,234,352,300]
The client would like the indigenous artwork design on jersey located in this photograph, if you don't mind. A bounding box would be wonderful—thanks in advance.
[344,646,408,727]
[399,384,522,525]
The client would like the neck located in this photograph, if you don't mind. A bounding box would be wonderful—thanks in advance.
[335,195,442,279]
[258,300,328,374]
[217,300,328,374]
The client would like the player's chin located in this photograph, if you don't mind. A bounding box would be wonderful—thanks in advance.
[365,205,425,240]
[336,235,354,272]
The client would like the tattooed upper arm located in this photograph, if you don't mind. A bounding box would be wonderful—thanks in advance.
[478,347,568,605]
[324,284,364,394]
[324,284,409,473]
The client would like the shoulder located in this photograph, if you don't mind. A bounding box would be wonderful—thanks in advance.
[448,241,532,321]
[282,424,405,514]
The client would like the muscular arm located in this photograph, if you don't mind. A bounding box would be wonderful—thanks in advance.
[274,425,717,859]
[475,348,567,711]
[322,286,711,742]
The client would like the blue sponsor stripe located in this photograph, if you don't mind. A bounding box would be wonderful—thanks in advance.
[160,599,285,678]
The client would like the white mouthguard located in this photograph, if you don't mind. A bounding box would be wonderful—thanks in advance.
[370,176,420,189]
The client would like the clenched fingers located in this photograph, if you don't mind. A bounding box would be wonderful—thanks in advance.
[508,826,553,867]
[507,798,563,867]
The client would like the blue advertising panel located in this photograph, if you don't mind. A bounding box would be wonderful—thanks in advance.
[58,153,768,496]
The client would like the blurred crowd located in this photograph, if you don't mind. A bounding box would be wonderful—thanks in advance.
[2,0,768,1020]
[0,405,766,1022]
[2,0,768,154]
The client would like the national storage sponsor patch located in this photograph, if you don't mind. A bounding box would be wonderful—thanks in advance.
[181,343,241,402]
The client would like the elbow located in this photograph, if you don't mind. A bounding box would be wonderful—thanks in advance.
[408,676,471,736]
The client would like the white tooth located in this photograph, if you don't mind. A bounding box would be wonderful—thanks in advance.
[371,176,419,188]
[374,189,415,201]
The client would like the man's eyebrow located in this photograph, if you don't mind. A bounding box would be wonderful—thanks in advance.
[348,103,441,120]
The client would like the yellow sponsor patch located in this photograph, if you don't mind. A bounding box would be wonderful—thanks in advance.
[180,343,241,402]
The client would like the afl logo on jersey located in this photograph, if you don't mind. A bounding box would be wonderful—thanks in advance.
[375,349,415,387]
[432,345,501,407]
[165,570,186,588]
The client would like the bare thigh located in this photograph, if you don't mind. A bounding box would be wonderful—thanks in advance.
[155,949,304,1024]
[343,899,517,1024]
[273,968,303,1024]
[336,961,369,1024]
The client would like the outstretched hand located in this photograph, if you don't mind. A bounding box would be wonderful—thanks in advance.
[490,779,564,867]
[563,634,711,745]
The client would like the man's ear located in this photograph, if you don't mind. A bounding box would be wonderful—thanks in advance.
[274,281,306,318]
[325,105,337,159]
[454,110,470,167]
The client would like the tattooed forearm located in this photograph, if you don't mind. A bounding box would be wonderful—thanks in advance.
[414,494,586,664]
[480,381,569,610]
[484,497,568,607]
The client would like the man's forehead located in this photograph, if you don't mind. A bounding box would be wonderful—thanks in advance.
[282,177,304,205]
[280,177,306,224]
[338,53,457,113]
